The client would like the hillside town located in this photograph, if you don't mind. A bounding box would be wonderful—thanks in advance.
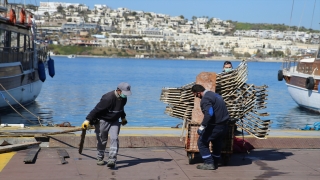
[31,2,320,59]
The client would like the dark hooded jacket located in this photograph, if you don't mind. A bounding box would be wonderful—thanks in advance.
[200,91,230,126]
[86,90,127,122]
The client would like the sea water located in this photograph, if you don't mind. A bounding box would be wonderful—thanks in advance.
[1,57,319,129]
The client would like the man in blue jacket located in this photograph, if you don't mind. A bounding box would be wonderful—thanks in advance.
[82,82,132,167]
[191,84,230,170]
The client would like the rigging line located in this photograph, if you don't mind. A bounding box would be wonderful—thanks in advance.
[6,100,38,125]
[310,0,316,29]
[0,90,37,125]
[297,0,307,31]
[0,83,41,122]
[289,0,294,30]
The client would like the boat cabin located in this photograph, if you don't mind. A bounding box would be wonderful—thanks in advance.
[296,48,320,76]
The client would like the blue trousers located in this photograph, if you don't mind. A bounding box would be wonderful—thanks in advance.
[198,124,228,163]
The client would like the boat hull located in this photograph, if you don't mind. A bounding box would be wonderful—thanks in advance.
[68,55,76,58]
[0,80,43,110]
[0,3,51,112]
[285,78,320,113]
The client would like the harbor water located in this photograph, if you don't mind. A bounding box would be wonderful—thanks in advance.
[1,57,319,129]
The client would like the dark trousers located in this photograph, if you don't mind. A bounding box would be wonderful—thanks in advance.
[198,124,228,163]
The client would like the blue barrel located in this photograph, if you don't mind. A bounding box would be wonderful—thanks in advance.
[38,61,46,82]
[48,58,55,78]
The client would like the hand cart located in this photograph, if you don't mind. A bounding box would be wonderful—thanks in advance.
[185,122,235,165]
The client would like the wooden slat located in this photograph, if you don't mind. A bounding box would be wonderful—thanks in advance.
[24,147,41,163]
[0,141,41,153]
[57,149,69,158]
[57,149,69,164]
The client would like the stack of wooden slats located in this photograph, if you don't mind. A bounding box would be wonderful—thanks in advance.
[160,82,195,121]
[160,61,271,139]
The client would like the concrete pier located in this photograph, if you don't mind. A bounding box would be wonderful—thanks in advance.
[0,126,319,179]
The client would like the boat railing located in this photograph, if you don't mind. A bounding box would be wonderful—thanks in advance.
[0,0,7,7]
[0,0,7,13]
[36,46,48,63]
[282,58,298,73]
[0,46,34,70]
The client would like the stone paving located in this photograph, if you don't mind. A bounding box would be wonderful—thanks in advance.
[0,147,319,180]
[1,127,320,179]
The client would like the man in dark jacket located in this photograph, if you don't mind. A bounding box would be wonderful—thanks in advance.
[191,84,229,170]
[82,82,132,167]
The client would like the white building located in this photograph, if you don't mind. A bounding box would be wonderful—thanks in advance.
[36,1,87,15]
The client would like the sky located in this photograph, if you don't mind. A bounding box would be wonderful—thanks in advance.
[18,0,320,30]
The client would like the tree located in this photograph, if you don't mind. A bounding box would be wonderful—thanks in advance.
[26,4,38,11]
[67,5,75,10]
[179,15,184,19]
[205,22,210,29]
[244,52,251,57]
[192,16,197,22]
[224,42,230,48]
[57,5,64,13]
[43,12,50,21]
[285,48,291,56]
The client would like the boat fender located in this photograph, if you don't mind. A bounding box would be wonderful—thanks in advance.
[20,8,26,24]
[8,9,16,24]
[277,70,283,81]
[38,61,46,82]
[314,122,320,131]
[48,58,55,78]
[318,82,320,93]
[305,77,314,90]
[301,125,312,130]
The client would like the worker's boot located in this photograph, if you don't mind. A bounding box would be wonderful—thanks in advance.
[97,158,105,166]
[213,157,220,170]
[106,157,116,168]
[196,157,216,170]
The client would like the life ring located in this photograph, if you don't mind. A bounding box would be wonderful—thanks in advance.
[8,9,16,24]
[305,77,314,90]
[277,70,283,81]
[20,8,26,24]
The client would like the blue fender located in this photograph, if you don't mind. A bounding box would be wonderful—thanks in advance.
[38,61,46,82]
[301,125,312,130]
[48,58,55,78]
[313,122,320,131]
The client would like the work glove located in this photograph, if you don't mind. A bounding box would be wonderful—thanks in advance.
[197,125,205,135]
[121,118,128,126]
[81,120,90,130]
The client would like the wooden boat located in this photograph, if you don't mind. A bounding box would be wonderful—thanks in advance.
[0,0,54,110]
[278,46,320,113]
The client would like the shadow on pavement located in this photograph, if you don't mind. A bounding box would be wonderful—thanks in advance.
[79,153,97,160]
[116,158,172,168]
[189,149,294,167]
[227,149,294,166]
